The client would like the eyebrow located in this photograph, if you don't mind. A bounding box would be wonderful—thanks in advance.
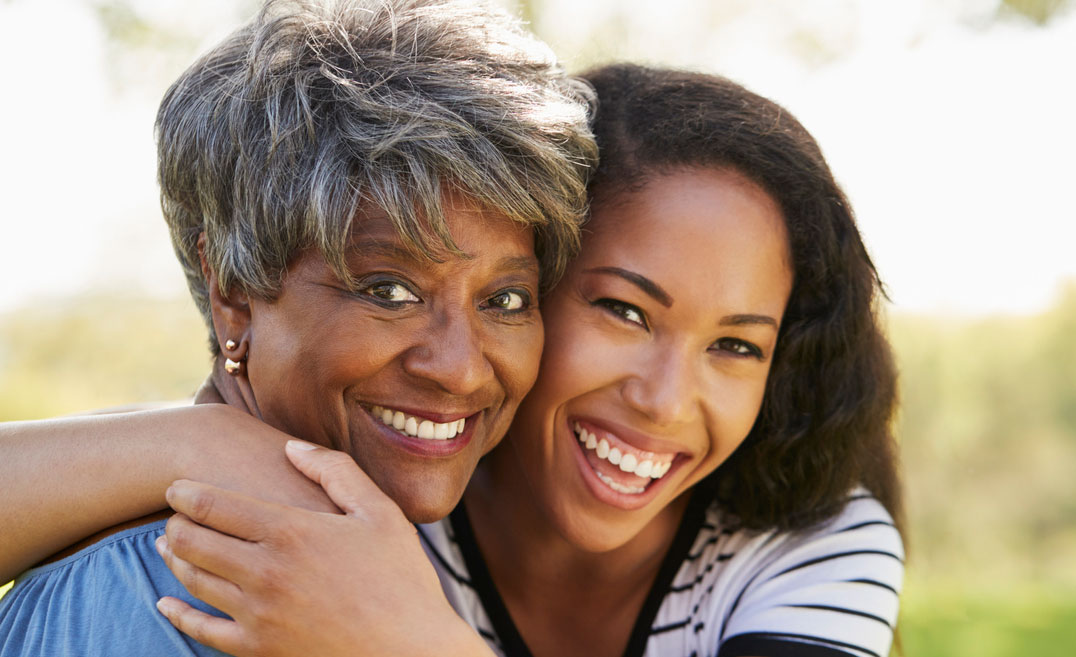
[351,240,421,261]
[719,314,779,329]
[351,240,539,276]
[585,266,780,329]
[498,255,540,276]
[583,266,673,307]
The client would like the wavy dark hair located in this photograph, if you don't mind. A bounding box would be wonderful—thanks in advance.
[580,63,902,532]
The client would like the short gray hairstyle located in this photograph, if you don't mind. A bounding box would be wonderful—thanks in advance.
[157,0,597,352]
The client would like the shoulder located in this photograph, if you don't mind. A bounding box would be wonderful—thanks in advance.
[712,491,904,657]
[417,514,507,656]
[0,520,228,657]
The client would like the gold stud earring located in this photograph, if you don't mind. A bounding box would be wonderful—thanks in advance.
[224,358,242,375]
[225,339,237,351]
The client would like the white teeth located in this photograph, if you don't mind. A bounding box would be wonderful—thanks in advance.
[596,438,610,459]
[574,423,674,481]
[595,471,645,495]
[371,406,466,441]
[608,447,622,466]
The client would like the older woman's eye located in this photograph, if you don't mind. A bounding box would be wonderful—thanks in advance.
[364,282,420,304]
[594,298,647,329]
[484,289,530,312]
[713,337,763,360]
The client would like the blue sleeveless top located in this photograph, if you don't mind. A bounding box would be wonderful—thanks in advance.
[0,520,231,656]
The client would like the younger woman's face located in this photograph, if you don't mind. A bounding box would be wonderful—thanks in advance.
[506,167,793,551]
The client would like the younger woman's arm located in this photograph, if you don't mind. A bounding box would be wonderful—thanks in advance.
[155,443,496,657]
[0,404,336,583]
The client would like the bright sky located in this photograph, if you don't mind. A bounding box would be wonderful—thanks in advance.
[1,0,1073,316]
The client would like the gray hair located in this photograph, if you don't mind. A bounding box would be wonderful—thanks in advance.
[156,0,597,352]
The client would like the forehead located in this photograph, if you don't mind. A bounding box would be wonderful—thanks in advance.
[581,167,792,313]
[348,191,537,270]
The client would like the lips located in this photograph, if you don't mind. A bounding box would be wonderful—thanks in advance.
[570,418,682,502]
[574,422,673,480]
[370,404,466,440]
[362,403,478,458]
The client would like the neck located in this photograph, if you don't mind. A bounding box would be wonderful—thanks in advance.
[463,437,691,656]
[196,358,261,418]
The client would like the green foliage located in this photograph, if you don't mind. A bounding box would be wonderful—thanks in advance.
[901,583,1076,657]
[999,0,1075,25]
[0,296,209,421]
[890,285,1076,589]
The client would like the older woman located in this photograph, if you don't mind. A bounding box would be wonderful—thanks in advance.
[0,0,595,654]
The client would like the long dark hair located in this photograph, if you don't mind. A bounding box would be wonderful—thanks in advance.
[580,63,902,532]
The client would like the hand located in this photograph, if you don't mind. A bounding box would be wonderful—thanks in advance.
[154,441,492,657]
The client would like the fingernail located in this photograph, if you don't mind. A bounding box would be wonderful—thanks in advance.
[155,535,168,556]
[287,440,317,451]
[156,598,175,615]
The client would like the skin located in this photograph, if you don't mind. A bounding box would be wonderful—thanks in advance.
[0,191,544,656]
[149,166,794,657]
[0,167,794,657]
[210,191,544,523]
[0,189,542,575]
[464,167,793,657]
[156,444,496,657]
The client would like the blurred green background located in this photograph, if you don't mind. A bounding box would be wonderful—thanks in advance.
[2,1,1074,655]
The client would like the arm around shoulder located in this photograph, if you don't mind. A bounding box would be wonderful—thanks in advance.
[0,403,333,582]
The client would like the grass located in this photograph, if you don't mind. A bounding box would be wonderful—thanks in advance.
[899,583,1076,657]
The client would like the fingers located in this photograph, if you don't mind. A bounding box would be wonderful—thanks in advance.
[161,513,256,591]
[156,596,244,657]
[166,479,287,542]
[284,440,388,516]
[156,527,242,612]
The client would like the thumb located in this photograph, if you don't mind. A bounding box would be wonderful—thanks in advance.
[284,440,389,516]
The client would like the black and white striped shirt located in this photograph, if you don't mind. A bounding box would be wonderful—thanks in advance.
[418,490,903,657]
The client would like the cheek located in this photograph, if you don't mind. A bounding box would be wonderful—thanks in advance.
[708,374,770,455]
[491,320,545,407]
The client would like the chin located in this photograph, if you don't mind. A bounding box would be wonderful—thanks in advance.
[379,476,466,524]
[553,504,642,554]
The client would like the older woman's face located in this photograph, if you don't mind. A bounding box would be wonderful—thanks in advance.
[243,193,543,522]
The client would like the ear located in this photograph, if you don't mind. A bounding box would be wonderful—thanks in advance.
[198,233,251,357]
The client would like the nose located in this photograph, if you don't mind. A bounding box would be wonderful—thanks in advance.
[620,346,699,428]
[401,307,495,397]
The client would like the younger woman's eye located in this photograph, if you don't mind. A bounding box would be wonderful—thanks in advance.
[594,298,647,329]
[364,281,420,304]
[713,337,764,360]
[485,289,531,313]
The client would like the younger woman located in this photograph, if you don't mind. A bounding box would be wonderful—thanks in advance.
[0,64,903,657]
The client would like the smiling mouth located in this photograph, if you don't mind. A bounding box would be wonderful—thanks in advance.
[370,405,467,441]
[573,422,675,495]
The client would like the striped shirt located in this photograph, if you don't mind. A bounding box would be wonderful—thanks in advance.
[417,491,903,657]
